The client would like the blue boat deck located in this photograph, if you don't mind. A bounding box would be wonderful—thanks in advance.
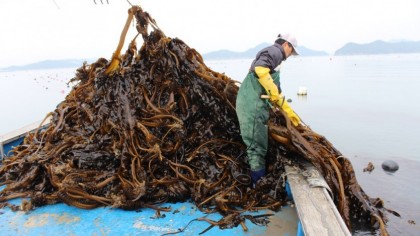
[0,193,299,236]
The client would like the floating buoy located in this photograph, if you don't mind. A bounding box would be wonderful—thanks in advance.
[382,160,399,173]
[297,87,307,95]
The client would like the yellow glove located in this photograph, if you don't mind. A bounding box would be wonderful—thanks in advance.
[255,66,280,102]
[277,96,301,126]
[255,66,301,126]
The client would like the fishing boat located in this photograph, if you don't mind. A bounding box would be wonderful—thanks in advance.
[0,121,350,236]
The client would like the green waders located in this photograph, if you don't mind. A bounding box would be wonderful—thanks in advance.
[236,71,280,172]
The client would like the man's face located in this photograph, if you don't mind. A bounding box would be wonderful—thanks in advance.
[282,42,295,58]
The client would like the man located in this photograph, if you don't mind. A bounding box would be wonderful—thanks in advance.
[236,33,301,186]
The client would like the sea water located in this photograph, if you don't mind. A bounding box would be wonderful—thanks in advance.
[0,68,76,134]
[1,54,420,235]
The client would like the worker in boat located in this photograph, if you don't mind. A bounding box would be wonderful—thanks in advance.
[236,33,301,186]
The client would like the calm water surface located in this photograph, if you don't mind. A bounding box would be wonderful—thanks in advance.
[0,68,75,134]
[1,54,420,235]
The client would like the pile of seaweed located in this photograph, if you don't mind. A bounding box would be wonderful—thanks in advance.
[0,5,391,234]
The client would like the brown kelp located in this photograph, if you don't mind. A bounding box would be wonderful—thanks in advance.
[0,5,390,234]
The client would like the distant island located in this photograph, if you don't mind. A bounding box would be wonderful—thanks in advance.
[0,59,91,72]
[2,40,420,71]
[203,43,328,60]
[204,40,420,59]
[334,40,420,55]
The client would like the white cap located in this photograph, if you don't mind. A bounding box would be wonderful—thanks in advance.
[277,33,299,55]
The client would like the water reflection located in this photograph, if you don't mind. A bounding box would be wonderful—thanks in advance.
[297,94,307,102]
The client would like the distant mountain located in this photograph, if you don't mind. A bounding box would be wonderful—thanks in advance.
[1,59,89,72]
[296,46,329,56]
[203,43,328,60]
[334,40,420,55]
[203,43,269,60]
[9,40,419,71]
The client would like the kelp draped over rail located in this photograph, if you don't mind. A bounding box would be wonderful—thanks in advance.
[0,5,390,234]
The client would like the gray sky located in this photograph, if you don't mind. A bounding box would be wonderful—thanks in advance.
[1,0,420,67]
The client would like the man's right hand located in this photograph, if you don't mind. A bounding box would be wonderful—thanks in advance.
[276,96,301,126]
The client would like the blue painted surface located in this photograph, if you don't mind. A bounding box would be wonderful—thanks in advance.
[0,195,298,236]
[297,220,304,236]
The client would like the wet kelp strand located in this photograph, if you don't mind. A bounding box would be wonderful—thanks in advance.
[0,5,391,235]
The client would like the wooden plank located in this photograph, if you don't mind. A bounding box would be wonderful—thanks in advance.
[285,164,351,236]
[0,118,51,159]
[0,118,51,144]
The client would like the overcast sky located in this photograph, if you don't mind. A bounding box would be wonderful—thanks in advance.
[1,0,419,67]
